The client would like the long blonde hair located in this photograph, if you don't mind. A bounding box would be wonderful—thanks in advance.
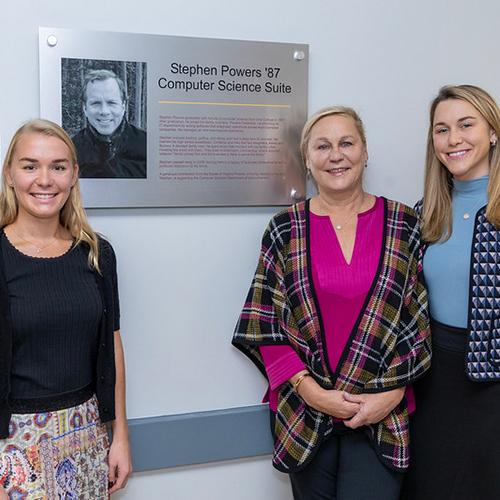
[0,119,101,270]
[422,85,500,242]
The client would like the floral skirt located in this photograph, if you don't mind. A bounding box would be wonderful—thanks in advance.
[0,396,109,499]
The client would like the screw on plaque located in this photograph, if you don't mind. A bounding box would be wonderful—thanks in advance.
[47,35,58,47]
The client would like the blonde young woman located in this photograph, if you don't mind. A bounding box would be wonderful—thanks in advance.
[0,120,131,498]
[401,85,500,500]
[233,107,431,499]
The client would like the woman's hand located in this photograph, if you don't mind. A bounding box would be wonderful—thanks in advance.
[108,435,132,494]
[294,375,360,419]
[342,387,405,429]
[0,486,7,500]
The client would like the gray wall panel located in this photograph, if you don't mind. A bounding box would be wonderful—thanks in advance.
[128,404,273,472]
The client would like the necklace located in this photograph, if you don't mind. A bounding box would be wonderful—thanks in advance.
[327,194,367,230]
[332,213,357,230]
[454,177,488,221]
[461,200,486,221]
[10,227,59,254]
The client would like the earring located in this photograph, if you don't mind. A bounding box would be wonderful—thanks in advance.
[491,140,497,147]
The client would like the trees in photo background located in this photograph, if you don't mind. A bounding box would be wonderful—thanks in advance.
[61,58,147,136]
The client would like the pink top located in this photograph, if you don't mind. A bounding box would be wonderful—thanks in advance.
[311,196,384,372]
[260,197,415,413]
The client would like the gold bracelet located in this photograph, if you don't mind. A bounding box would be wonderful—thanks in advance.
[293,372,310,393]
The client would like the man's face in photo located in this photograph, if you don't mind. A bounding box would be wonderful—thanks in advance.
[83,78,125,136]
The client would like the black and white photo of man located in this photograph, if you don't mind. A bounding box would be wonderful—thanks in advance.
[72,69,147,178]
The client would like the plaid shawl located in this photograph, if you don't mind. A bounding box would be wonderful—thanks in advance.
[233,198,431,472]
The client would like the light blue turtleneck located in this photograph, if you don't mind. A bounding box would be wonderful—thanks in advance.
[423,175,489,328]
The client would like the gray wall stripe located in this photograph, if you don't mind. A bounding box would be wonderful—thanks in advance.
[128,404,273,472]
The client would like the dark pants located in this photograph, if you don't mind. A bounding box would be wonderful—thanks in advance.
[289,431,403,500]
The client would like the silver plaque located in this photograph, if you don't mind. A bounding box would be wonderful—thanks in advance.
[39,27,308,208]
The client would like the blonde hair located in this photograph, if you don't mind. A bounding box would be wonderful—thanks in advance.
[300,106,367,170]
[0,119,101,270]
[422,85,500,242]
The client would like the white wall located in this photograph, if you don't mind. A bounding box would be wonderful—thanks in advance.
[1,0,499,498]
[115,457,291,500]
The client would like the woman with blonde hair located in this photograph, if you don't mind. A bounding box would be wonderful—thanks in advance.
[233,106,431,499]
[0,119,131,498]
[402,84,500,499]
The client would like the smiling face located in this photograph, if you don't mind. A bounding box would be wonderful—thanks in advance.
[306,114,368,195]
[6,132,78,223]
[83,77,125,136]
[432,98,497,181]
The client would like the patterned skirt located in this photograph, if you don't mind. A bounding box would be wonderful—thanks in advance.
[0,396,109,499]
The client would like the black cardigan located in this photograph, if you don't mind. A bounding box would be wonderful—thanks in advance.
[0,236,119,438]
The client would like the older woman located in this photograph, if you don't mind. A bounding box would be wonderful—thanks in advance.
[0,120,131,499]
[402,85,500,500]
[233,106,431,499]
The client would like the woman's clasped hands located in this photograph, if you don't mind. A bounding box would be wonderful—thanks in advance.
[292,372,405,428]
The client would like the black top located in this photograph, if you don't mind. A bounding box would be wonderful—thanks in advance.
[1,231,103,399]
[72,120,147,178]
[0,234,120,437]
